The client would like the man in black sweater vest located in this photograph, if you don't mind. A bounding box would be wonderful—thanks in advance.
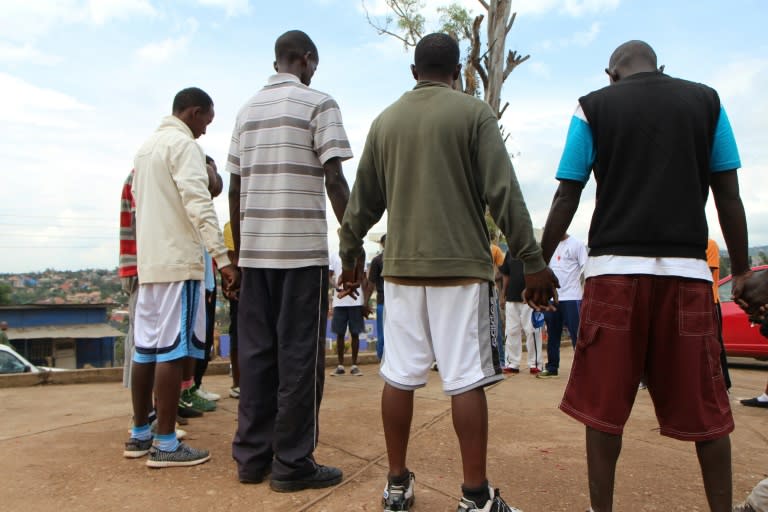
[540,40,751,512]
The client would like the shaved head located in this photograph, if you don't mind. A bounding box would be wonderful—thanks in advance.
[609,40,657,71]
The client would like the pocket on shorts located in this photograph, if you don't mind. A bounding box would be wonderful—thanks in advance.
[678,284,715,337]
[584,277,636,331]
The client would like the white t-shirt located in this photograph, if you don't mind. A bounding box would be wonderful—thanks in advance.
[550,236,588,301]
[585,255,711,282]
[329,252,364,308]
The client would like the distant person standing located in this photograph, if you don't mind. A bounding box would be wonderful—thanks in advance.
[222,221,240,399]
[337,33,558,512]
[125,87,237,468]
[537,233,587,379]
[228,30,353,491]
[366,234,386,361]
[500,253,543,374]
[540,40,749,511]
[118,170,138,389]
[329,248,367,376]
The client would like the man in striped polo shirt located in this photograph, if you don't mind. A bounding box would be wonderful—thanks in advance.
[227,30,353,491]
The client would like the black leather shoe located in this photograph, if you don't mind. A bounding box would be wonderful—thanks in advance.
[270,465,343,492]
[239,465,271,484]
[740,397,768,408]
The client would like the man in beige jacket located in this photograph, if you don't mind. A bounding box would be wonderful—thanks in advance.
[124,87,238,468]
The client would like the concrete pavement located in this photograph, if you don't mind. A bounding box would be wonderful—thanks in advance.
[1,351,766,511]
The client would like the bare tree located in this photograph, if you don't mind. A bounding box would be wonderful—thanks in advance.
[362,0,530,121]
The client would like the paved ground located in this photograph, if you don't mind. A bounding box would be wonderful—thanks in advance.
[1,351,767,511]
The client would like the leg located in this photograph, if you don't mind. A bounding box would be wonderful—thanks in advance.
[194,287,216,388]
[131,361,155,427]
[452,387,488,488]
[335,333,345,366]
[696,436,732,512]
[563,300,581,349]
[233,268,279,480]
[154,359,184,435]
[586,426,622,512]
[543,307,563,373]
[271,266,332,480]
[382,383,414,478]
[350,333,359,366]
[504,302,524,369]
[230,298,240,389]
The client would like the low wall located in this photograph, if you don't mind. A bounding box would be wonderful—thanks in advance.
[0,353,381,388]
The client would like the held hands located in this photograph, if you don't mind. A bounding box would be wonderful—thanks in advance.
[521,266,560,312]
[733,270,768,323]
[337,257,365,300]
[219,265,240,301]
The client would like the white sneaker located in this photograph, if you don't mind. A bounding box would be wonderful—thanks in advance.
[194,387,220,401]
[229,386,240,399]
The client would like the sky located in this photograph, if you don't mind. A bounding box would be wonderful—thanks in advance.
[0,0,766,273]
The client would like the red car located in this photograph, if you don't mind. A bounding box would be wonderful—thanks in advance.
[718,265,768,360]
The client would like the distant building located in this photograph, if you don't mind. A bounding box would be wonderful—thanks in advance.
[0,304,124,369]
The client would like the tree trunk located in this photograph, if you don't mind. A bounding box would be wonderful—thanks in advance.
[485,0,510,118]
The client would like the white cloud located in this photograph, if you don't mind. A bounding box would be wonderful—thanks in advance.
[561,0,620,16]
[0,0,156,42]
[136,36,190,63]
[0,42,61,65]
[570,21,601,46]
[135,18,199,64]
[197,0,250,16]
[0,73,92,128]
[86,0,156,24]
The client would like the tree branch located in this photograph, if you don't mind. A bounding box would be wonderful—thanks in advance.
[502,50,530,81]
[468,14,488,92]
[505,11,517,36]
[477,0,489,11]
[362,0,419,48]
[499,101,509,119]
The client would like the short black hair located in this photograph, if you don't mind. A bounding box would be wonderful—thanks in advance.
[205,155,214,165]
[609,40,657,70]
[275,30,318,63]
[414,33,459,76]
[172,87,213,115]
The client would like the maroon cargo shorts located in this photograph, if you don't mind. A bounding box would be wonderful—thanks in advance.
[559,274,733,441]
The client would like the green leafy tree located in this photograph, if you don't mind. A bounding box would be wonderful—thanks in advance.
[0,282,11,305]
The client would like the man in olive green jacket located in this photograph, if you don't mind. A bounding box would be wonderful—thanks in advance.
[338,33,557,512]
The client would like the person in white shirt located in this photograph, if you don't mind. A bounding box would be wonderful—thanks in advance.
[537,234,587,378]
[329,250,367,376]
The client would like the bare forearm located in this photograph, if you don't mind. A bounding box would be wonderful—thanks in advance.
[541,180,582,263]
[324,158,349,224]
[712,171,749,275]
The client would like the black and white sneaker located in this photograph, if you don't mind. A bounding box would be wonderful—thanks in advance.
[123,437,152,458]
[145,442,211,468]
[457,486,521,512]
[382,472,415,511]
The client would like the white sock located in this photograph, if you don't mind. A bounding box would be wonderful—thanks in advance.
[757,393,768,402]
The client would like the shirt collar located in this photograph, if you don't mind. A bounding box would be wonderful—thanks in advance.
[159,115,194,138]
[267,73,302,86]
[413,80,452,91]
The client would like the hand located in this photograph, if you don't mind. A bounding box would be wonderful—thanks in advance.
[337,257,364,300]
[219,265,240,299]
[521,267,559,312]
[733,270,765,315]
[363,304,373,318]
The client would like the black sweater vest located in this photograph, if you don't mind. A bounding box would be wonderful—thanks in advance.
[579,72,720,260]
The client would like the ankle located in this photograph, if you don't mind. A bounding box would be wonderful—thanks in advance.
[388,469,411,486]
[461,480,490,506]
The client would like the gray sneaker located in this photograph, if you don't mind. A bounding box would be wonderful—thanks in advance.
[457,487,521,512]
[146,442,211,468]
[350,365,363,376]
[123,437,152,458]
[331,365,345,376]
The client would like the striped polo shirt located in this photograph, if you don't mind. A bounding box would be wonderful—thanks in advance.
[227,73,353,269]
